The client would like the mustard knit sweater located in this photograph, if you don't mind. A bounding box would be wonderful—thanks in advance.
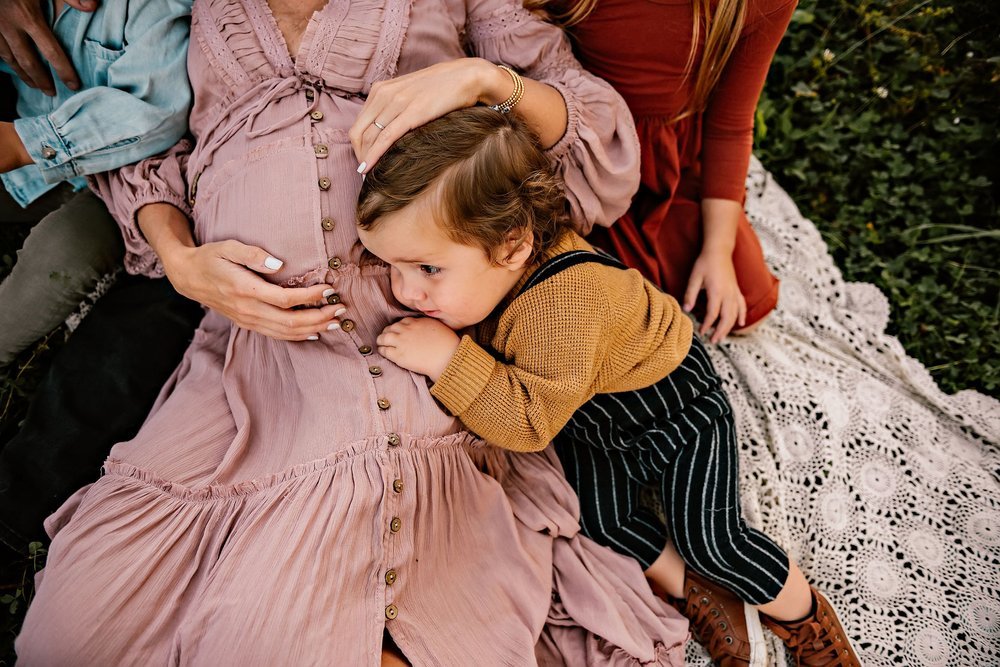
[430,232,693,453]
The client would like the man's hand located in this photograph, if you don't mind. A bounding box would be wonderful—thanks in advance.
[377,317,461,381]
[0,0,99,96]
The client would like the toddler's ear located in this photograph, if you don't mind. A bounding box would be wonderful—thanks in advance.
[502,229,534,270]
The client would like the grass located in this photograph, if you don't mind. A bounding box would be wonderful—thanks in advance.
[0,0,996,661]
[755,0,999,395]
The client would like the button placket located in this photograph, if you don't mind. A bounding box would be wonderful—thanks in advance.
[384,448,406,622]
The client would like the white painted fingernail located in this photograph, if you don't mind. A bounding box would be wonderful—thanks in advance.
[327,323,340,331]
[333,307,347,317]
[322,288,336,298]
[307,334,319,340]
[264,256,283,270]
[356,161,367,174]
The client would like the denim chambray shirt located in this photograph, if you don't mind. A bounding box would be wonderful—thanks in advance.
[1,0,192,207]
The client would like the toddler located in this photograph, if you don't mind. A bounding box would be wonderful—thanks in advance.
[357,106,860,667]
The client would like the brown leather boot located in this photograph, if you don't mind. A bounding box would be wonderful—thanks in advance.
[664,570,767,667]
[761,587,861,666]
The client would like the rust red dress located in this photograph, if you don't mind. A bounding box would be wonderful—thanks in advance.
[572,0,796,325]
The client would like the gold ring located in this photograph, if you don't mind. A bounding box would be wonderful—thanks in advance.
[373,120,386,130]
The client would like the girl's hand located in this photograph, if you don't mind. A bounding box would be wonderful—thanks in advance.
[377,317,461,381]
[349,58,507,173]
[684,249,747,343]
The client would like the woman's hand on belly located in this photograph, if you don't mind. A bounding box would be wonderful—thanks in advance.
[138,203,346,340]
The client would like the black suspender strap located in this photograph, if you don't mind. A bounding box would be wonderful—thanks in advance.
[515,249,628,299]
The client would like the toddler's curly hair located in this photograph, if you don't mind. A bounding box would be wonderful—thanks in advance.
[357,106,571,265]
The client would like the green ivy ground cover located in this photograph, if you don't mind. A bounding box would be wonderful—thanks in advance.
[756,0,998,395]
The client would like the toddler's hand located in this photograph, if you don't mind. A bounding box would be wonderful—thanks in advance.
[377,317,460,381]
[684,250,747,343]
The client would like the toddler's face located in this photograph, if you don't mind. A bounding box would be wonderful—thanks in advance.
[358,194,528,331]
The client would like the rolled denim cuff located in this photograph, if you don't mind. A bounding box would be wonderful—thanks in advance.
[14,115,77,183]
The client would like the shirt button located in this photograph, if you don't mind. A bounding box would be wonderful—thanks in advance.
[385,569,398,585]
[325,292,341,305]
[328,257,342,269]
[385,604,398,620]
[377,398,391,410]
[340,319,355,333]
[310,110,324,121]
[358,344,373,355]
[387,433,400,446]
[41,145,57,159]
[392,479,403,493]
[389,517,401,533]
[305,88,315,101]
[314,143,329,158]
[320,216,335,231]
[369,365,383,377]
[318,177,331,190]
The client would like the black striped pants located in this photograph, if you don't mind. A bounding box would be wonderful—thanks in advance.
[554,337,789,605]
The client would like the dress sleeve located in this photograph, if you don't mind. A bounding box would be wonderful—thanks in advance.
[464,0,640,234]
[700,0,797,202]
[89,139,192,277]
[88,17,229,278]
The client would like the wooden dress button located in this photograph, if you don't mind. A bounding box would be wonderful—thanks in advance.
[386,433,400,446]
[389,517,401,533]
[310,110,324,121]
[369,365,383,377]
[377,398,391,410]
[358,345,373,355]
[320,217,335,231]
[385,604,398,620]
[326,293,341,305]
[318,177,331,190]
[328,257,342,269]
[340,319,355,333]
[392,479,403,493]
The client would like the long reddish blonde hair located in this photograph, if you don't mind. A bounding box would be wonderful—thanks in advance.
[527,0,747,120]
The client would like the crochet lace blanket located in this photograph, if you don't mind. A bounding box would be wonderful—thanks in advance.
[62,158,999,665]
[686,157,1000,666]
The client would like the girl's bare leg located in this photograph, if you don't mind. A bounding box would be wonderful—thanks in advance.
[756,559,812,621]
[648,540,812,621]
[644,541,687,599]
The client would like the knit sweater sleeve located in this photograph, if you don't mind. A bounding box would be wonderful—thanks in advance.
[430,269,613,453]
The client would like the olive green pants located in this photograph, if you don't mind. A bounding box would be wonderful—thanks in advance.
[0,184,124,365]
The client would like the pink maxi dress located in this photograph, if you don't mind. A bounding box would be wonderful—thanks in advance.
[17,0,688,664]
